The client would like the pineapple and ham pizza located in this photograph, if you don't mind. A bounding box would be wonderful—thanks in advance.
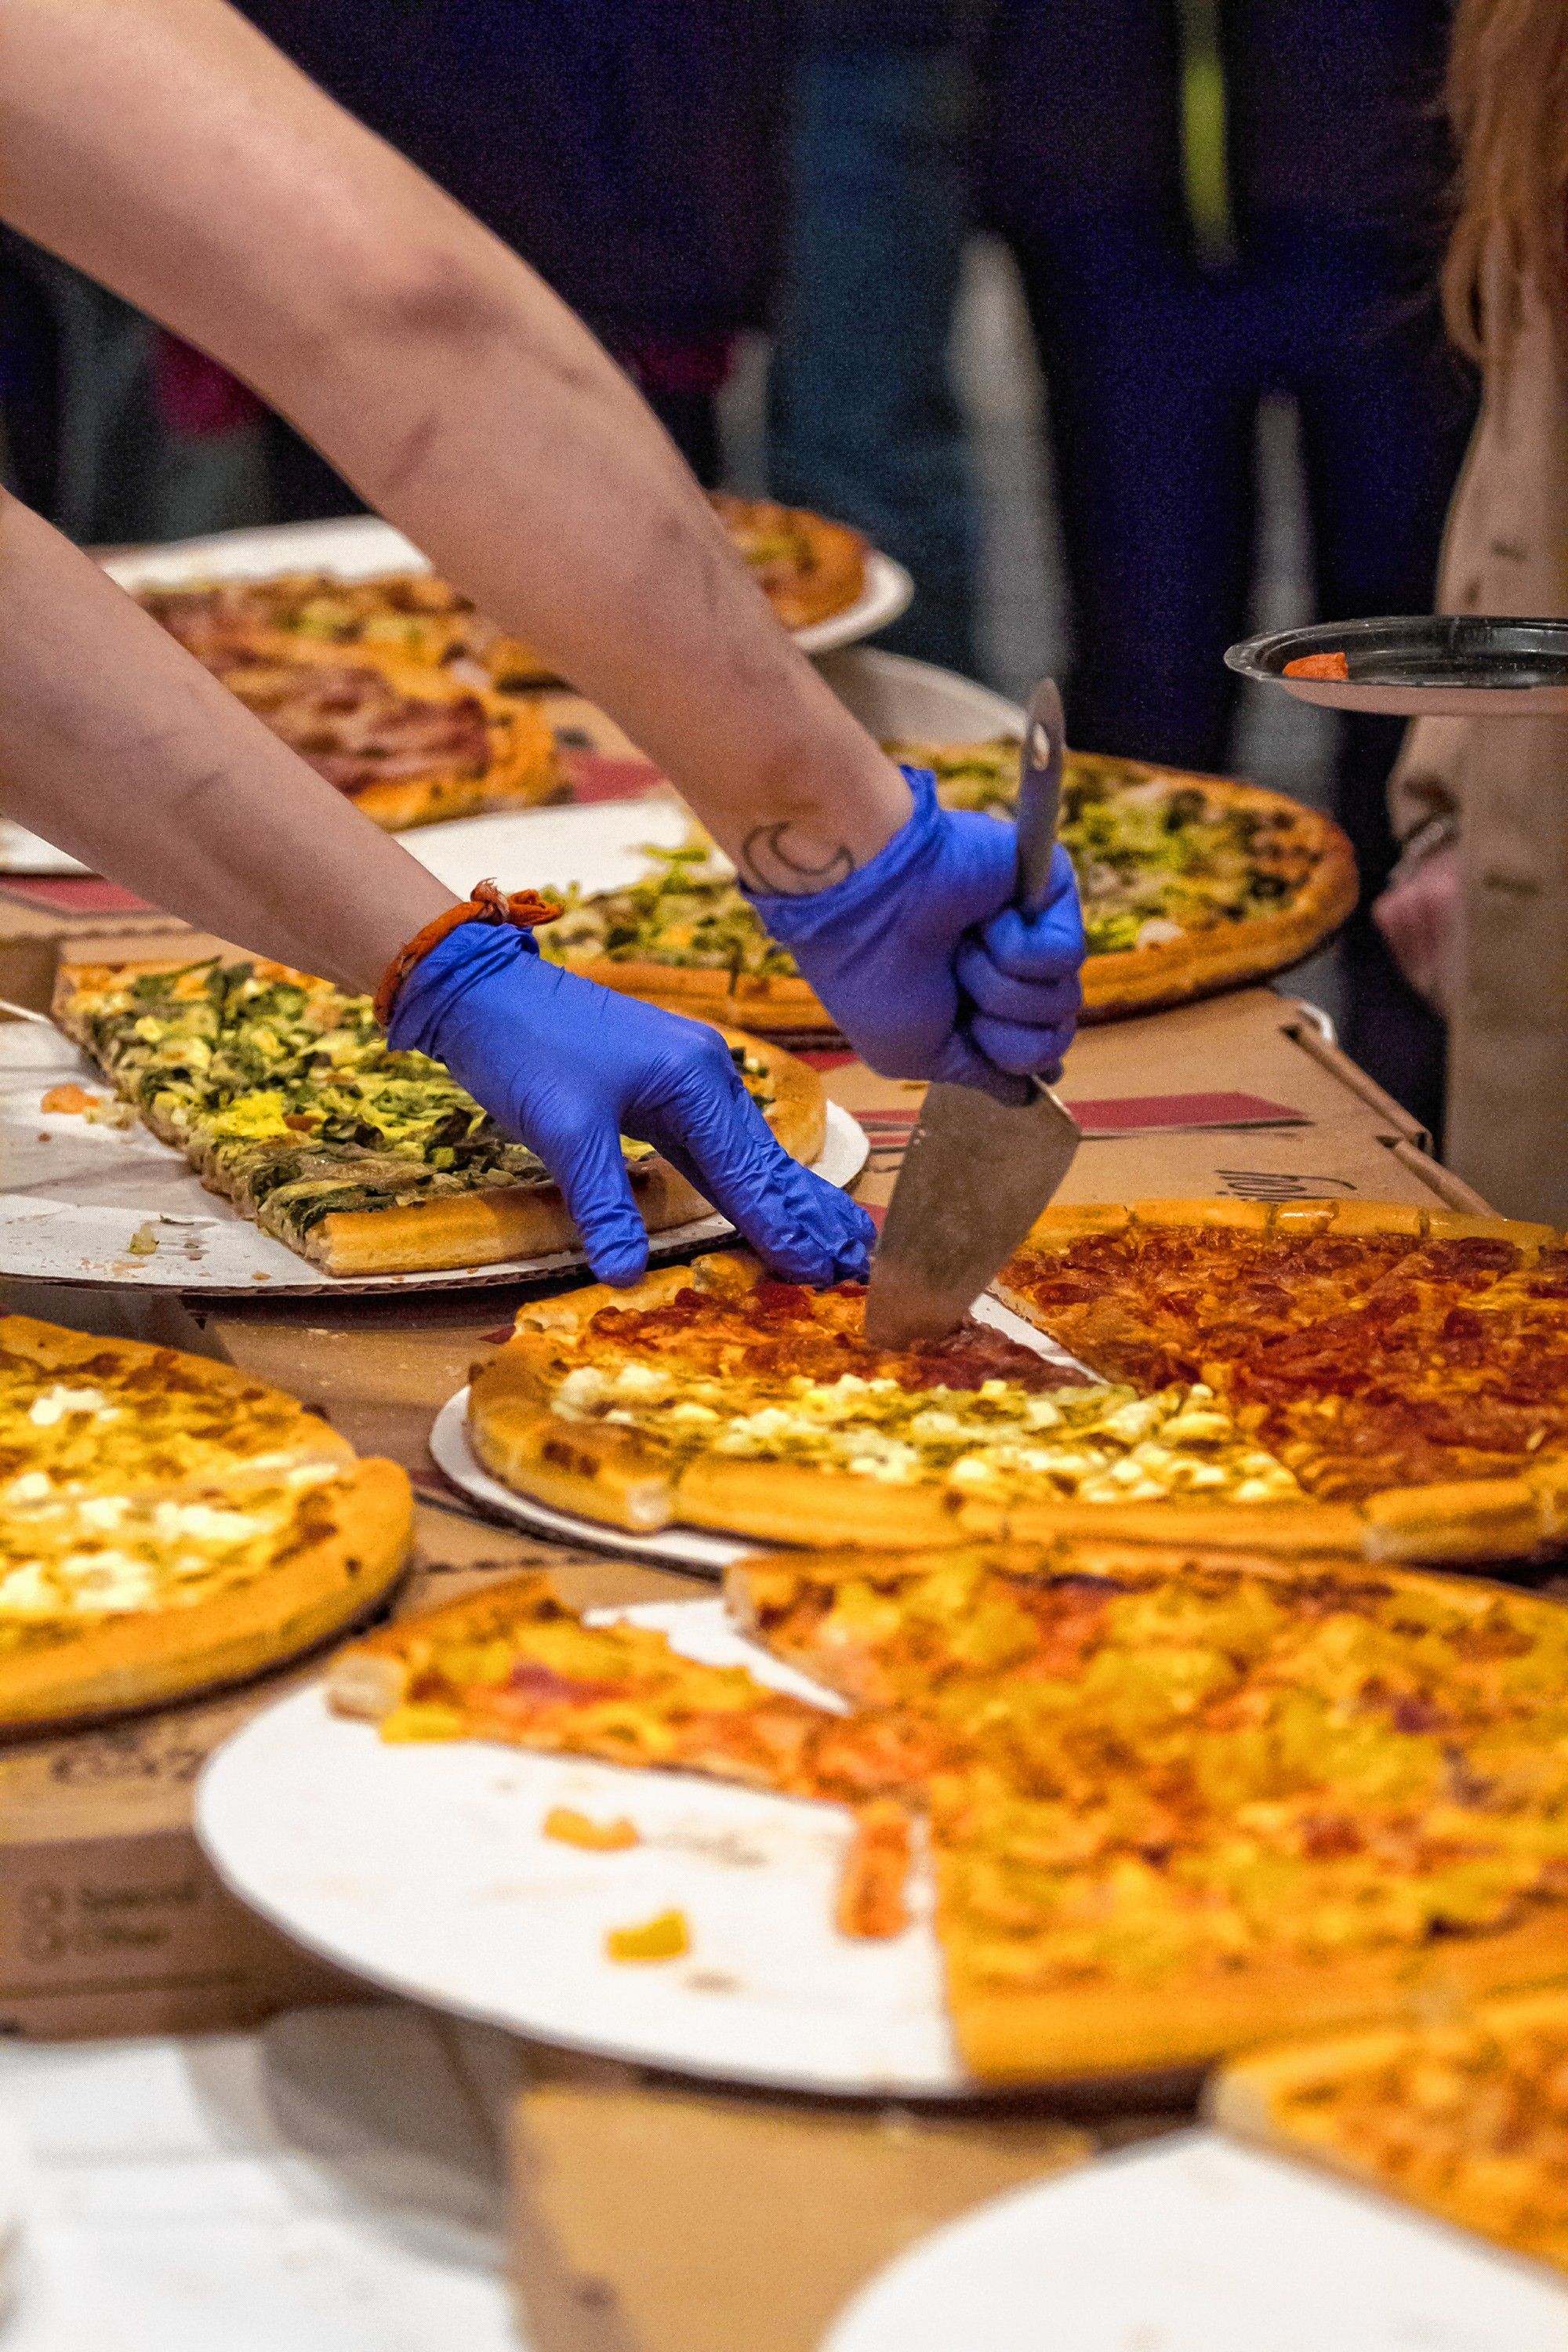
[0,1314,411,1730]
[329,1535,1568,2083]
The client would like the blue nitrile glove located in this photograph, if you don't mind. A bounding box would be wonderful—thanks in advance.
[388,921,874,1287]
[746,768,1084,1106]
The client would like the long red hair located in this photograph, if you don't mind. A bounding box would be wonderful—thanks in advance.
[1444,0,1568,358]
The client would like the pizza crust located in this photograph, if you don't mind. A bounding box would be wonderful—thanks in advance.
[711,494,868,630]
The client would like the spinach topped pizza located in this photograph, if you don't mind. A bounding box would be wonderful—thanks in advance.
[540,740,1356,1030]
[52,957,827,1278]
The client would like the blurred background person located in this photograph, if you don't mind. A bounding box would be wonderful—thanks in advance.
[767,1,980,673]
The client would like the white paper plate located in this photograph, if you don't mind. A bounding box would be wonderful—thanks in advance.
[100,515,911,655]
[823,2130,1568,2352]
[0,820,89,878]
[197,1599,971,2098]
[427,1295,1083,1571]
[0,2102,26,2330]
[0,1017,867,1294]
[398,794,695,901]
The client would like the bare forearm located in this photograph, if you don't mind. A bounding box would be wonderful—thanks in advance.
[0,0,913,884]
[0,493,456,991]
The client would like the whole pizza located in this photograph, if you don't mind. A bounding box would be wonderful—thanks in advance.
[53,958,827,1278]
[466,1200,1568,1565]
[331,1537,1568,2082]
[1214,1990,1568,2274]
[1,1313,411,1729]
[539,740,1357,1030]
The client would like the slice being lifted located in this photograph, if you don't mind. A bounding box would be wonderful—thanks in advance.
[0,1314,412,1728]
[539,742,1356,1031]
[53,959,826,1278]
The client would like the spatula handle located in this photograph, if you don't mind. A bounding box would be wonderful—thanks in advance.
[1015,679,1065,919]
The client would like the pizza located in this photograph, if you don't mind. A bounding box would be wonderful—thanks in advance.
[1213,1990,1568,2274]
[0,1313,412,1728]
[330,1536,1568,2082]
[710,494,867,631]
[466,1249,1310,1548]
[539,742,1356,1031]
[53,958,827,1278]
[997,1199,1568,1563]
[137,569,557,689]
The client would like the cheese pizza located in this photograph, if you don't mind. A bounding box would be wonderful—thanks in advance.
[539,742,1356,1031]
[1,1314,412,1728]
[53,958,826,1278]
[1212,1990,1568,2274]
[466,1250,1308,1548]
[331,1537,1568,2082]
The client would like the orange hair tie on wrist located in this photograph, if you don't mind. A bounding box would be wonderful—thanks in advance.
[373,879,558,1028]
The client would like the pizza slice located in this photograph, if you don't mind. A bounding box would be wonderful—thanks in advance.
[0,1314,412,1728]
[327,1570,944,1806]
[1212,1989,1568,2276]
[53,959,826,1277]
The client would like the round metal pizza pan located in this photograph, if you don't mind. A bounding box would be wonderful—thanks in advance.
[100,514,912,658]
[196,1598,977,2099]
[0,1007,868,1295]
[426,1297,1086,1570]
[822,2132,1567,2352]
[1228,616,1568,717]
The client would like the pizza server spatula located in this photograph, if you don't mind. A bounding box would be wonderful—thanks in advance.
[862,680,1081,1348]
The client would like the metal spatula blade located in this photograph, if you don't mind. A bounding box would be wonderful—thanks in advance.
[862,681,1081,1348]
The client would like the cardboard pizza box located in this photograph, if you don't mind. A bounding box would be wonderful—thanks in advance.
[0,1506,692,2042]
[507,2060,1098,2352]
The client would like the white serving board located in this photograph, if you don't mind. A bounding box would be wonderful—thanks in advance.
[823,2129,1568,2352]
[0,1017,866,1294]
[426,1293,1087,1572]
[197,1599,972,2098]
[98,513,911,655]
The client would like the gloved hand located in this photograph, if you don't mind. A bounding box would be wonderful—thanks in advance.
[389,922,874,1287]
[747,768,1084,1105]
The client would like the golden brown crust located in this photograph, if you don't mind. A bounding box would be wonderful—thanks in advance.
[711,492,868,630]
[948,1910,1568,2083]
[0,1461,413,1730]
[328,1570,556,1718]
[560,956,839,1037]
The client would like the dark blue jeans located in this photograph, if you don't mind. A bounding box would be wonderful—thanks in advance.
[768,46,978,673]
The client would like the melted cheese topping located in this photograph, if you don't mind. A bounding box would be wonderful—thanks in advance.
[550,1359,1300,1508]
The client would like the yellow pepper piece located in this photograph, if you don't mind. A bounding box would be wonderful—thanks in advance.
[379,1701,464,1742]
[543,1806,641,1853]
[605,1908,690,1964]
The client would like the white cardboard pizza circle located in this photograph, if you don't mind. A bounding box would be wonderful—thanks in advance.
[426,1294,1085,1573]
[0,1016,867,1295]
[822,2132,1568,2352]
[196,1599,970,2099]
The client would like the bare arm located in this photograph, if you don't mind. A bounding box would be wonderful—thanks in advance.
[0,0,913,906]
[0,491,456,992]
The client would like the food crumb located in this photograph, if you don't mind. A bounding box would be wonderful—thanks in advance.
[41,1083,97,1115]
[126,1221,160,1256]
[544,1806,641,1852]
[605,1908,689,1964]
[1283,651,1349,681]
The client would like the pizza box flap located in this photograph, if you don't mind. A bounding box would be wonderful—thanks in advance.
[508,2055,1096,2352]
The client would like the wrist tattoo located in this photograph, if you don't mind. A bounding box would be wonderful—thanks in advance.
[739,822,857,895]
